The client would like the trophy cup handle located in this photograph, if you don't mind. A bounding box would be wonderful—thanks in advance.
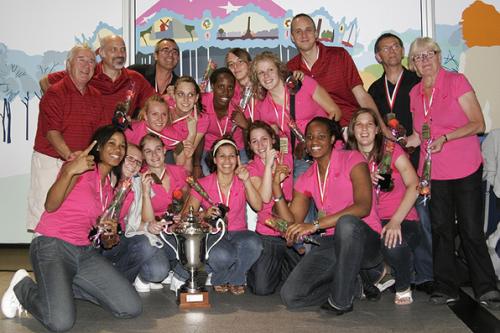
[205,218,226,260]
[160,231,180,260]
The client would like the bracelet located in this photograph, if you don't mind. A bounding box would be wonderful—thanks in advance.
[443,134,448,142]
[273,195,284,202]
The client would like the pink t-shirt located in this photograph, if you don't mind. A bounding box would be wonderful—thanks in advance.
[376,145,419,221]
[125,121,179,149]
[255,75,327,147]
[35,166,114,246]
[294,149,381,235]
[190,173,247,231]
[160,113,207,151]
[246,153,294,236]
[200,93,245,151]
[146,164,188,216]
[410,68,482,180]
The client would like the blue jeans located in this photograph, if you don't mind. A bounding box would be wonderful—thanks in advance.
[294,158,316,223]
[280,215,383,310]
[381,220,421,291]
[208,230,263,285]
[413,195,434,284]
[247,235,302,295]
[101,234,170,283]
[14,236,142,332]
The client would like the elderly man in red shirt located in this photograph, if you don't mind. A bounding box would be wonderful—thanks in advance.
[40,35,155,120]
[27,45,107,231]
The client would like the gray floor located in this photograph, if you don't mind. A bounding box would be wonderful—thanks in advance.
[1,270,485,333]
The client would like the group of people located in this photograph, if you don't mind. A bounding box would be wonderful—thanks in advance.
[2,12,499,332]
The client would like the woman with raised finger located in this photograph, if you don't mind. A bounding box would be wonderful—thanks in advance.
[346,108,420,305]
[1,126,141,332]
[183,138,263,295]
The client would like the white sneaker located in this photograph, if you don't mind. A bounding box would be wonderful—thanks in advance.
[2,269,29,319]
[133,276,150,293]
[170,275,185,295]
[149,282,164,290]
[161,271,173,285]
[205,273,212,286]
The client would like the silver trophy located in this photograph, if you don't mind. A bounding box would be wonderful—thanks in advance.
[239,85,253,109]
[161,206,225,308]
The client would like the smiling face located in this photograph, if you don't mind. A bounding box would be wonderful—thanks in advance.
[305,121,335,160]
[99,132,126,168]
[249,127,274,160]
[122,145,143,178]
[67,48,96,90]
[154,39,179,72]
[144,101,168,132]
[412,49,441,78]
[175,81,198,116]
[141,136,165,169]
[352,112,378,152]
[255,59,282,92]
[212,73,235,110]
[290,15,318,53]
[100,35,127,71]
[214,144,238,175]
[226,52,250,84]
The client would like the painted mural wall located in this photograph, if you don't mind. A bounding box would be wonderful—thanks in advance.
[0,0,498,243]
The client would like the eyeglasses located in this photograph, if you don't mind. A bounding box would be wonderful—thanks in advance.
[125,155,142,167]
[158,47,179,56]
[379,43,402,53]
[412,50,438,63]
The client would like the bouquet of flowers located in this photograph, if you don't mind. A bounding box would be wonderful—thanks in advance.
[112,84,135,131]
[264,217,320,246]
[89,178,132,249]
[417,142,432,203]
[288,119,306,143]
[199,59,217,93]
[160,188,185,223]
[186,176,229,224]
[377,138,395,192]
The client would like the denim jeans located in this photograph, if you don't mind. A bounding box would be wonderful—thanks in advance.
[294,158,316,223]
[381,220,421,291]
[430,166,498,298]
[208,230,263,285]
[413,195,434,284]
[247,235,302,295]
[101,234,170,283]
[280,215,383,310]
[14,236,142,332]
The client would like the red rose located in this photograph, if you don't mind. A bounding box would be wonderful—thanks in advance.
[388,118,399,129]
[173,189,183,200]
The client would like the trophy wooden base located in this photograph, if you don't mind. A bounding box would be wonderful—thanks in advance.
[179,291,211,309]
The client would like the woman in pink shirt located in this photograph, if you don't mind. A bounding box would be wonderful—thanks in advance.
[346,108,420,305]
[1,126,141,331]
[272,117,383,315]
[184,138,263,295]
[198,68,249,176]
[407,37,500,307]
[244,121,300,295]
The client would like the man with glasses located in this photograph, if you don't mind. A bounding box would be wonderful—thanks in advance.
[40,35,155,120]
[287,13,387,134]
[129,38,180,96]
[368,32,434,295]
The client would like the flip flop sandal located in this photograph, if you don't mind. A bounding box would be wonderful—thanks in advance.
[229,285,245,295]
[395,288,413,305]
[213,285,229,293]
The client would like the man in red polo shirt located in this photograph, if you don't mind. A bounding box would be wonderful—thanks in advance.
[40,35,156,120]
[287,14,388,135]
[27,45,106,231]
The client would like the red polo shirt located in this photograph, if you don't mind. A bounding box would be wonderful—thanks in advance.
[48,63,156,121]
[34,75,105,158]
[287,42,363,126]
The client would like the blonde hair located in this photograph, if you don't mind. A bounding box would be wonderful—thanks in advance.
[250,51,288,100]
[408,37,441,75]
[137,95,167,120]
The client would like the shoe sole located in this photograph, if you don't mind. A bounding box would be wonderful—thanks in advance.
[376,279,395,292]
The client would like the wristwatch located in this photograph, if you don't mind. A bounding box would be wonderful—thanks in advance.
[313,219,320,232]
